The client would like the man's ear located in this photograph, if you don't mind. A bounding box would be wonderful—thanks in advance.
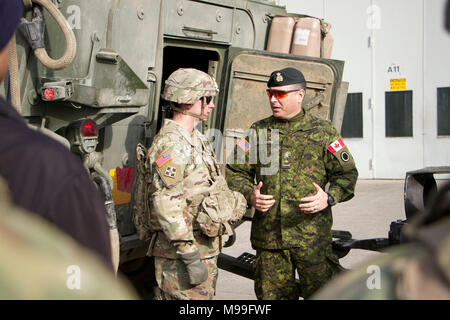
[297,88,306,103]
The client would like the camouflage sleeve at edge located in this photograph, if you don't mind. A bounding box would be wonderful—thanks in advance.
[151,139,195,251]
[225,131,256,206]
[226,164,255,206]
[324,127,359,204]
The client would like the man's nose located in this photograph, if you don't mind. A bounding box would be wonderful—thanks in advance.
[269,94,278,103]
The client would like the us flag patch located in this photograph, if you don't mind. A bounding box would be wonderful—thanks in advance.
[237,138,251,153]
[155,151,173,167]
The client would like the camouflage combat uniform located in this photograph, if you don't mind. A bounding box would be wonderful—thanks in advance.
[226,108,358,299]
[148,120,246,300]
[147,119,221,299]
[146,68,245,300]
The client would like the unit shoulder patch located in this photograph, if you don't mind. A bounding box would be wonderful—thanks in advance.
[327,138,354,170]
[153,149,183,188]
[155,162,182,188]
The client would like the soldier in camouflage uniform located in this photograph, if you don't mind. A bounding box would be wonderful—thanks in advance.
[226,67,358,299]
[147,68,246,300]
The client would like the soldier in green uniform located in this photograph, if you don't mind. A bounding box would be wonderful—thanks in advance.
[226,67,358,299]
[147,68,246,300]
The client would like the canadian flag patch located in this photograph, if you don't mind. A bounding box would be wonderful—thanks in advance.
[327,138,346,154]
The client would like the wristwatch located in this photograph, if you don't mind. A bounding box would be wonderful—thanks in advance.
[327,193,335,207]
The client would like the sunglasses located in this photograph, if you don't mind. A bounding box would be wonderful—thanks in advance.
[202,96,213,104]
[266,88,300,100]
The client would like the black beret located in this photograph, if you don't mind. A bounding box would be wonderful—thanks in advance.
[267,67,306,87]
[0,0,24,50]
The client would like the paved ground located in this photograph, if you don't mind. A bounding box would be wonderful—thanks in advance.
[214,179,407,300]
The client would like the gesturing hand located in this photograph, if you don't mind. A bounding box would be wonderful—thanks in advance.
[299,182,329,214]
[250,181,275,213]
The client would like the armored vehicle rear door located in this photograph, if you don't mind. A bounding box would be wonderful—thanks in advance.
[219,48,346,163]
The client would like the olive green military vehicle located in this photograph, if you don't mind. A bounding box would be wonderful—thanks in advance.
[2,0,355,297]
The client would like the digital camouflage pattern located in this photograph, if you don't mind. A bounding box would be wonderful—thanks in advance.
[197,175,247,237]
[255,247,340,299]
[226,108,358,299]
[0,178,137,299]
[154,256,218,300]
[161,68,218,105]
[148,119,221,260]
[147,119,246,299]
[132,143,153,242]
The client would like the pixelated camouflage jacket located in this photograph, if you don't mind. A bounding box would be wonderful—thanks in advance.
[226,109,358,250]
[147,119,222,260]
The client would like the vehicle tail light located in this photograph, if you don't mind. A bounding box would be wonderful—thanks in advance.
[43,88,55,100]
[81,119,98,137]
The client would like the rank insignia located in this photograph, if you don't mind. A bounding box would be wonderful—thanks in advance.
[237,138,251,153]
[155,151,173,167]
[164,166,177,178]
[276,72,283,82]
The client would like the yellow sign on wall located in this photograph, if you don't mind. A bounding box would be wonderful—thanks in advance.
[390,78,407,91]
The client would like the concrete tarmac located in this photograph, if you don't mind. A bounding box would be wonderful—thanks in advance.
[214,179,407,300]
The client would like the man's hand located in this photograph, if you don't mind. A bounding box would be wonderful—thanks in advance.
[250,181,275,212]
[299,182,328,214]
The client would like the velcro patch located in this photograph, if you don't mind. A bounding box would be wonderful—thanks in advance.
[155,151,173,167]
[237,138,251,153]
[164,166,178,178]
[327,138,345,154]
[332,147,354,171]
[156,163,182,188]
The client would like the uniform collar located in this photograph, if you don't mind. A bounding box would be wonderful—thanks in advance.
[271,109,313,133]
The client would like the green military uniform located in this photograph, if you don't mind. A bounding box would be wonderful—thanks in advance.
[226,108,358,299]
[0,178,137,299]
[147,68,246,300]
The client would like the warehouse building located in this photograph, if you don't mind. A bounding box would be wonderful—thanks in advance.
[279,0,450,178]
